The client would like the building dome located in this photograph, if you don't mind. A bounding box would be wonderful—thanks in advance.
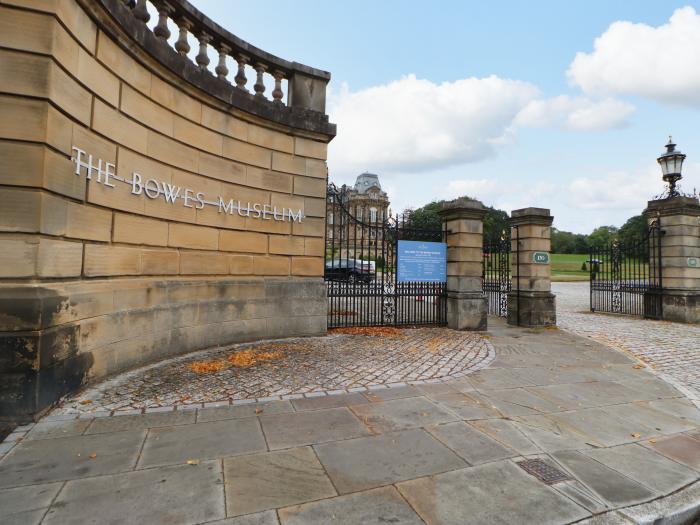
[354,172,382,194]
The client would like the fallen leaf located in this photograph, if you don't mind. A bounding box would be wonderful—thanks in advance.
[631,433,641,438]
[633,364,646,369]
[648,438,657,444]
[89,452,97,459]
[254,408,263,414]
[79,399,93,405]
[186,459,200,465]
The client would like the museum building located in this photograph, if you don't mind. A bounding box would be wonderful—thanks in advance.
[0,0,335,421]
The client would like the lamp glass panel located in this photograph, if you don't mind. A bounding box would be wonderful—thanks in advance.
[659,157,671,175]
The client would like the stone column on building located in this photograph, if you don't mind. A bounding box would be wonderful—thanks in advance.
[508,208,556,327]
[438,198,487,330]
[645,196,700,324]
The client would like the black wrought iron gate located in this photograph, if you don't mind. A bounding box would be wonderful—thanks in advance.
[590,219,663,319]
[325,184,447,327]
[482,226,520,317]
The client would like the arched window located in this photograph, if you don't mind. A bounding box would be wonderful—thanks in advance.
[370,207,377,222]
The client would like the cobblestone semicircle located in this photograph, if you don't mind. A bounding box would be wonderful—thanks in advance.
[55,328,495,415]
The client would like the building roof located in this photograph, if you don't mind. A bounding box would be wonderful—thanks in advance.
[354,172,382,194]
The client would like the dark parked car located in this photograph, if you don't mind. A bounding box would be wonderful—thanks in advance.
[325,258,375,283]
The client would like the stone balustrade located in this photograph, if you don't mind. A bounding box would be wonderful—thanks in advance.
[103,0,334,133]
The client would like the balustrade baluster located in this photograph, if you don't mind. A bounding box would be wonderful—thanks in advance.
[132,0,150,22]
[254,63,267,98]
[196,33,211,70]
[272,70,284,104]
[174,19,191,56]
[234,54,249,91]
[215,45,230,81]
[153,2,172,40]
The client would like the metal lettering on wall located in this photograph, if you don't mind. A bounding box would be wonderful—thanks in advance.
[72,146,304,222]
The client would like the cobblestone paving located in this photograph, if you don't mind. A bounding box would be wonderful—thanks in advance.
[57,328,494,415]
[555,282,700,403]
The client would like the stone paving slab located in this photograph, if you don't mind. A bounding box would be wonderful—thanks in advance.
[223,447,336,516]
[552,450,656,507]
[1,316,699,524]
[138,418,266,468]
[426,421,516,465]
[42,461,225,525]
[208,511,280,525]
[313,428,465,493]
[0,430,145,488]
[290,392,368,411]
[583,443,698,495]
[24,419,92,441]
[197,401,294,423]
[85,410,196,434]
[349,396,457,433]
[278,486,424,525]
[260,407,370,450]
[469,418,542,455]
[554,282,700,403]
[0,482,63,525]
[397,460,590,525]
[643,434,700,470]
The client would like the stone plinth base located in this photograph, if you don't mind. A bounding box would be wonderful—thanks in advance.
[0,277,327,423]
[507,291,556,327]
[661,291,700,324]
[446,292,487,331]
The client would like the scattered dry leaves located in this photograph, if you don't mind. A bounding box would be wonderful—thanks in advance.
[633,364,646,369]
[227,349,282,368]
[331,327,405,337]
[631,432,641,438]
[186,459,200,465]
[648,438,657,444]
[88,452,97,459]
[254,408,263,414]
[189,360,228,374]
[79,399,93,405]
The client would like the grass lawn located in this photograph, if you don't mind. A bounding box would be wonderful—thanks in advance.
[551,253,590,282]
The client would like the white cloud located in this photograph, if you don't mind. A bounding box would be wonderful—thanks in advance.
[566,166,664,211]
[327,74,539,176]
[515,96,634,130]
[567,6,700,107]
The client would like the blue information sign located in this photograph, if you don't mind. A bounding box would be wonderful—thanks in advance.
[397,240,447,282]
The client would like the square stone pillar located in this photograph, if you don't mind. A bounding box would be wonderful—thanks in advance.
[508,208,556,327]
[645,196,700,324]
[438,198,487,330]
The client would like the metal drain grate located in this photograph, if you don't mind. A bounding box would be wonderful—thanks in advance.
[517,459,571,485]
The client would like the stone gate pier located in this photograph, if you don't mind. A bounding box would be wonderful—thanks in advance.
[0,0,335,421]
[646,196,700,324]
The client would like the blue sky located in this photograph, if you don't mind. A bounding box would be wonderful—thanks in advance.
[191,0,700,233]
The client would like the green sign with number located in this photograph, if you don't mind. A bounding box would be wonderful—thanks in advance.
[689,257,699,268]
[533,252,550,264]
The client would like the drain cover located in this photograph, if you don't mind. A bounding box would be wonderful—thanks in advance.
[517,459,571,485]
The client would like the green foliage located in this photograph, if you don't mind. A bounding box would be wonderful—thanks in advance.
[588,225,619,249]
[404,198,509,241]
[619,214,648,247]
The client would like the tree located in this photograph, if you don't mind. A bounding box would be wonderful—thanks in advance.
[619,213,648,246]
[405,199,510,241]
[588,226,619,249]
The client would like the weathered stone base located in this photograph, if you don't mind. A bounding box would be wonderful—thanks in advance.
[446,292,487,331]
[0,277,326,422]
[507,291,556,327]
[661,291,700,324]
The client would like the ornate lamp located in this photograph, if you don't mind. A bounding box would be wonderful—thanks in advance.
[657,136,686,197]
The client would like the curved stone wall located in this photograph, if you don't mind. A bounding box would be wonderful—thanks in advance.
[0,0,335,420]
